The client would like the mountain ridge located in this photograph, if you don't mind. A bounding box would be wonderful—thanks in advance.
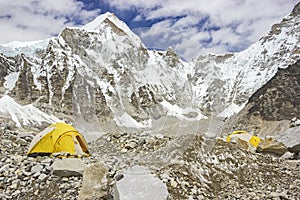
[193,4,300,116]
[223,59,300,137]
[0,3,299,134]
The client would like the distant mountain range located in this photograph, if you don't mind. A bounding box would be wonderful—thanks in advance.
[0,2,299,137]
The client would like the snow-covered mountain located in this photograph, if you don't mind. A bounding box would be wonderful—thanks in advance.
[0,95,59,128]
[0,2,299,133]
[192,2,300,116]
[0,39,51,57]
[0,12,204,131]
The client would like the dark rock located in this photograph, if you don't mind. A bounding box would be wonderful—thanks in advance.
[115,174,124,181]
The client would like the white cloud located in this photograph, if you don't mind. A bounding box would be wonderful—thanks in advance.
[107,0,299,53]
[0,0,100,43]
[135,25,204,60]
[0,0,298,55]
[211,28,236,45]
[190,32,211,42]
[172,15,203,29]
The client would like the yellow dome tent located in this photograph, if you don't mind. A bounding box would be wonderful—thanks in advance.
[27,123,90,157]
[226,130,261,148]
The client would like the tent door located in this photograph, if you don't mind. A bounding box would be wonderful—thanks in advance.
[73,135,84,155]
[76,135,88,153]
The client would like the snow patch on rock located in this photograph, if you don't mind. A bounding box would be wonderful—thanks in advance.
[0,95,60,127]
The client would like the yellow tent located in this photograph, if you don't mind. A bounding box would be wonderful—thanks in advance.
[226,130,261,148]
[27,122,90,157]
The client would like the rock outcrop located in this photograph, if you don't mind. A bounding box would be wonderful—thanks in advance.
[224,60,300,136]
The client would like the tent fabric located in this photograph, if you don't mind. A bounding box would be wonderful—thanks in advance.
[27,123,90,157]
[226,130,261,148]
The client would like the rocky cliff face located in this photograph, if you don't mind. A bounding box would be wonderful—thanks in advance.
[248,60,300,121]
[224,60,300,136]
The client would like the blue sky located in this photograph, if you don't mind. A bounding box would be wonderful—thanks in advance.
[0,0,298,54]
[78,0,164,29]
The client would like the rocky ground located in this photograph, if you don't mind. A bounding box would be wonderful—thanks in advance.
[0,128,299,200]
[0,129,82,200]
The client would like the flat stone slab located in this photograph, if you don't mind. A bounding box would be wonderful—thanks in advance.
[51,158,86,177]
[114,165,169,200]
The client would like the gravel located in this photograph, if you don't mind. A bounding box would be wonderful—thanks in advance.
[0,128,299,199]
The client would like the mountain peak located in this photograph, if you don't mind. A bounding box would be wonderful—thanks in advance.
[81,12,144,47]
[82,12,124,32]
[82,12,114,30]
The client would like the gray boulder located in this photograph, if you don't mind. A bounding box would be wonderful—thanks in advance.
[114,165,169,200]
[78,162,108,200]
[257,137,287,156]
[51,158,86,177]
[276,126,300,153]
